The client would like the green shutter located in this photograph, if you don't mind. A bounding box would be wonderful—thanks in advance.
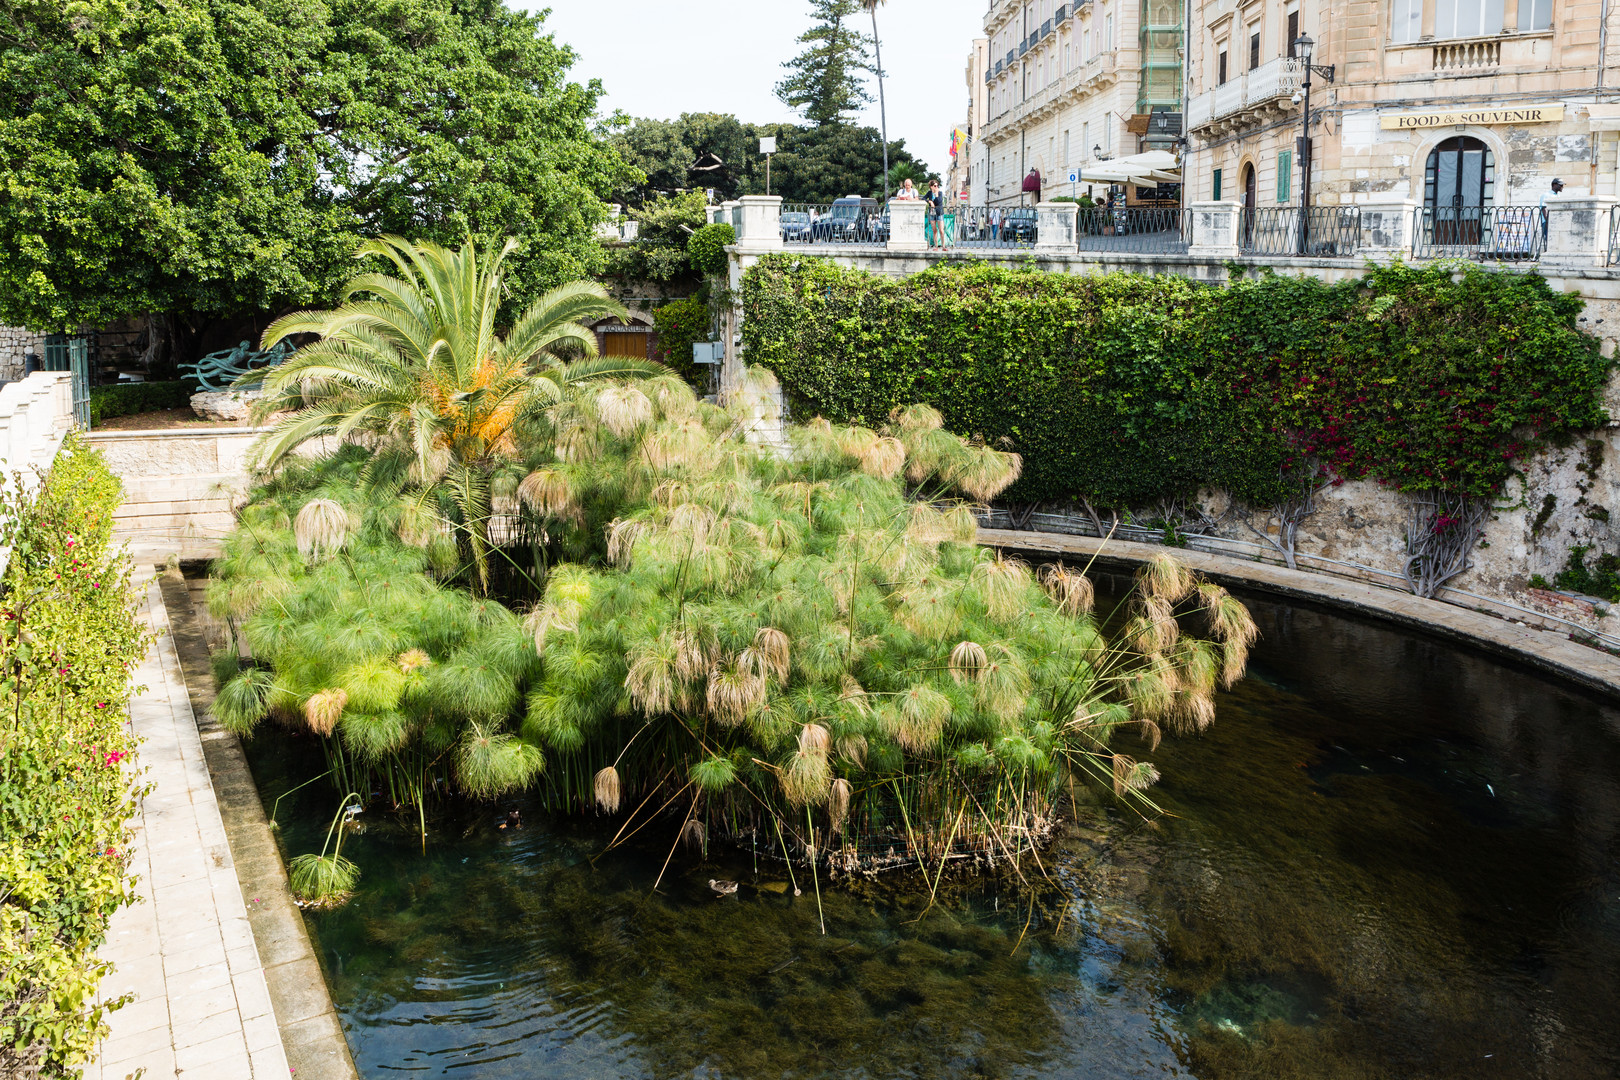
[1278,151,1292,204]
[1213,168,1222,201]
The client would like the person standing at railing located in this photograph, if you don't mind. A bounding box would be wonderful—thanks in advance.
[925,179,945,247]
[897,178,920,200]
[990,206,1002,242]
[1540,177,1564,243]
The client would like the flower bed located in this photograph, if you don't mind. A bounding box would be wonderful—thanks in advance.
[0,436,147,1077]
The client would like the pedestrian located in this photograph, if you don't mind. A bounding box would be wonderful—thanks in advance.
[990,206,1002,242]
[1540,177,1565,243]
[926,179,945,247]
[897,178,920,200]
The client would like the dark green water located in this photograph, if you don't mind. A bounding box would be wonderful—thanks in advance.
[246,589,1620,1078]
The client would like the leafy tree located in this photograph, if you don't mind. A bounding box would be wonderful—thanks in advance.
[609,113,768,205]
[604,193,710,287]
[776,0,873,127]
[0,0,630,340]
[771,125,926,204]
[251,235,655,592]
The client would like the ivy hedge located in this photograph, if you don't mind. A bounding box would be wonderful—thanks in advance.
[0,436,145,1077]
[740,256,1610,505]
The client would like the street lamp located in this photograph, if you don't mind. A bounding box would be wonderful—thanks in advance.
[1292,32,1335,252]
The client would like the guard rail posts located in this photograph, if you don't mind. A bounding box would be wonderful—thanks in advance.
[733,195,784,255]
[1187,200,1242,258]
[1035,200,1077,253]
[887,199,928,252]
[1540,195,1614,271]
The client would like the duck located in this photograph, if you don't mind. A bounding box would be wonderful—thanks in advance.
[708,878,739,897]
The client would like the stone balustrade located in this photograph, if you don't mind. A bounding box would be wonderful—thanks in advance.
[725,194,1620,273]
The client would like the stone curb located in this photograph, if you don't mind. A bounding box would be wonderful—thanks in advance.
[156,570,360,1080]
[979,527,1620,700]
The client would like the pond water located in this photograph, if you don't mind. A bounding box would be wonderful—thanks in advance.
[245,586,1620,1079]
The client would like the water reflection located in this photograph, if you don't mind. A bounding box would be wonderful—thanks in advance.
[248,587,1620,1078]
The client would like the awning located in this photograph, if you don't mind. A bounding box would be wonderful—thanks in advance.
[1079,150,1181,186]
[1588,104,1620,132]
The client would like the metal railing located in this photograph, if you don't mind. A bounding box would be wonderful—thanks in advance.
[781,203,887,246]
[1606,208,1620,266]
[952,206,1038,248]
[1412,206,1543,261]
[1075,207,1191,254]
[1238,206,1363,257]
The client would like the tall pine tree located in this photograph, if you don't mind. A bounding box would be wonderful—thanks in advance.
[775,0,872,127]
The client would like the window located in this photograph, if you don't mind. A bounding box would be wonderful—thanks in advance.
[1064,129,1071,167]
[1436,0,1506,40]
[1084,28,1092,58]
[1278,150,1293,203]
[1104,112,1113,154]
[1082,121,1090,157]
[1518,0,1551,30]
[1287,9,1300,55]
[1218,49,1228,84]
[1250,30,1261,70]
[1105,13,1114,49]
[1213,168,1223,201]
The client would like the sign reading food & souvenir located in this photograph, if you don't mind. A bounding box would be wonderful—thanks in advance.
[1380,104,1565,130]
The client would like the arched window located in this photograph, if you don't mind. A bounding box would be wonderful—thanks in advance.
[1424,135,1494,212]
[1426,136,1495,246]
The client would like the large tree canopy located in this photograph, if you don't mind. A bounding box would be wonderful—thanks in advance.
[610,115,926,208]
[0,0,632,331]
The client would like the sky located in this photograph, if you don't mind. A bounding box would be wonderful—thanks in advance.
[528,1,989,175]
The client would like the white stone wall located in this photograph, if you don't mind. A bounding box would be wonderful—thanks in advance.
[0,326,44,382]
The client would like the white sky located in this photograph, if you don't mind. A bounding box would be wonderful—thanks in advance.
[529,1,988,174]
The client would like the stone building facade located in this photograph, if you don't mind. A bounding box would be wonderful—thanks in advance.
[972,0,1186,207]
[1183,0,1620,212]
[0,326,44,382]
[949,36,992,202]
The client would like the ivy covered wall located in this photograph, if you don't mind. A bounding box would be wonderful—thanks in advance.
[740,256,1611,509]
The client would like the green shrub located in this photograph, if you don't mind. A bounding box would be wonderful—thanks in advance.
[652,293,712,385]
[741,256,1610,506]
[88,381,192,425]
[0,436,145,1076]
[686,223,735,276]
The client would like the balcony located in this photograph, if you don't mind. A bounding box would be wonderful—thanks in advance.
[1041,19,1053,40]
[1056,4,1069,23]
[1433,38,1501,70]
[1187,55,1302,135]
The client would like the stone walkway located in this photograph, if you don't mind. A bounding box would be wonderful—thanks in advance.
[85,575,291,1080]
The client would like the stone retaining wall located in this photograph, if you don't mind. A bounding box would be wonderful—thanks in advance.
[87,428,260,562]
[0,325,44,382]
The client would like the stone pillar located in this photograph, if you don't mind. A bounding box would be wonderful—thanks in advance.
[733,196,783,254]
[1541,195,1613,270]
[887,199,927,252]
[1188,201,1242,258]
[722,200,741,235]
[1035,201,1078,253]
[1356,198,1420,255]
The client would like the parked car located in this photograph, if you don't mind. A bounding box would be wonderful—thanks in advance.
[781,211,812,243]
[811,197,881,242]
[1002,208,1038,244]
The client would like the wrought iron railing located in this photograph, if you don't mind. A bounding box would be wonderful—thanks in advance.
[1411,206,1543,261]
[952,206,1039,249]
[1607,208,1620,266]
[782,203,886,245]
[1238,206,1363,257]
[1074,207,1191,254]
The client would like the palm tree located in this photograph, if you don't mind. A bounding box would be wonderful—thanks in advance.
[248,235,659,591]
[862,0,890,204]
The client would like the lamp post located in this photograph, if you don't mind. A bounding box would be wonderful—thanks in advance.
[1292,33,1335,253]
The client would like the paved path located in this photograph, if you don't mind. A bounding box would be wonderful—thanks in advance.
[981,527,1620,698]
[86,574,291,1080]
